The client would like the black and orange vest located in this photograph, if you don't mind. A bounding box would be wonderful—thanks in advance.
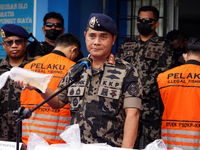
[20,51,75,146]
[157,60,200,150]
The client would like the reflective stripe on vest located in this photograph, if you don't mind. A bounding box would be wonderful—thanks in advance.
[162,129,200,149]
[22,113,71,139]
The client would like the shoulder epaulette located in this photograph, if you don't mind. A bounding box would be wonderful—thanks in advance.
[108,53,115,64]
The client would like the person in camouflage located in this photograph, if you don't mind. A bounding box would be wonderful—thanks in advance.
[16,13,143,148]
[116,6,174,149]
[0,24,33,142]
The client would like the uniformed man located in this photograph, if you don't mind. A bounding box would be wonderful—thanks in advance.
[165,29,186,67]
[17,13,143,148]
[116,6,173,148]
[0,24,33,142]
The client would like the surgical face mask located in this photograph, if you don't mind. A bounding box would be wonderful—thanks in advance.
[45,29,62,40]
[137,22,154,35]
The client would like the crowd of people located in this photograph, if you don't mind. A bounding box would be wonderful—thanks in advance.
[0,5,199,150]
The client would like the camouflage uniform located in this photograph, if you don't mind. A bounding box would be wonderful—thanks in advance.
[0,54,33,141]
[116,33,173,148]
[56,56,143,147]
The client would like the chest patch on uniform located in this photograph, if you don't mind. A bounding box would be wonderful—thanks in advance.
[123,42,137,51]
[145,41,164,60]
[70,88,74,95]
[97,66,126,99]
[127,83,139,95]
[67,72,88,97]
[73,98,78,106]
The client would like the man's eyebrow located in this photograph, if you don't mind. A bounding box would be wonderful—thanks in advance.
[101,33,108,35]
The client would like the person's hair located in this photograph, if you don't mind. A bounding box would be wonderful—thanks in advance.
[138,6,159,21]
[166,30,185,43]
[54,33,81,53]
[43,12,64,27]
[186,34,200,54]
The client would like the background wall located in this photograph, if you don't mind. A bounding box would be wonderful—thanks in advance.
[179,0,200,39]
[68,0,103,57]
[36,0,104,57]
[35,0,69,41]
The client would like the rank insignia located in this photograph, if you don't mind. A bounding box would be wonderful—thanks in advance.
[108,53,115,64]
[127,83,139,96]
[110,90,117,97]
[89,16,96,28]
[101,88,108,96]
[107,69,121,74]
[70,88,74,95]
[154,53,159,59]
[147,52,151,57]
[1,29,5,38]
[73,98,78,106]
[76,88,81,95]
[106,75,119,79]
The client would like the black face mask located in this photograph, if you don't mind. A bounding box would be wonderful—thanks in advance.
[45,29,62,40]
[173,47,185,59]
[137,22,153,35]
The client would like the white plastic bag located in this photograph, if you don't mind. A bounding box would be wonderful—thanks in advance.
[27,133,49,150]
[144,139,167,150]
[59,124,81,149]
[0,66,52,93]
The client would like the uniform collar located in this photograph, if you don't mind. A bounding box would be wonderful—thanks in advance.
[185,59,200,66]
[86,54,115,76]
[51,50,66,57]
[0,52,32,69]
[137,32,159,42]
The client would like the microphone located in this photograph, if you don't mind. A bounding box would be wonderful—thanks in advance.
[69,58,93,81]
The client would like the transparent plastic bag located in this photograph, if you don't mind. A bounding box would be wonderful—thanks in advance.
[27,133,49,150]
[0,66,52,93]
[144,139,167,150]
[59,124,81,149]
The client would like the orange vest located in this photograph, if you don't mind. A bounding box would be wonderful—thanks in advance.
[157,61,200,150]
[20,51,75,146]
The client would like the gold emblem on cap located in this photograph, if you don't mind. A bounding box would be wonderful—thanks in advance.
[1,29,5,38]
[89,16,96,28]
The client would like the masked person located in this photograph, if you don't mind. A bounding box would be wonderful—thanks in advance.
[116,6,174,149]
[26,12,84,61]
[166,30,187,67]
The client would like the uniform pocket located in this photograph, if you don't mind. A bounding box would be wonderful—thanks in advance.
[144,41,164,60]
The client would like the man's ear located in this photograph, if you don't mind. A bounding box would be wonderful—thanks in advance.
[2,41,5,48]
[112,35,117,45]
[71,47,77,54]
[182,53,187,61]
[61,28,65,34]
[155,21,159,28]
[42,27,45,34]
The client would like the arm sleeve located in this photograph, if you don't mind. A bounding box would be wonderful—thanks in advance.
[123,66,143,110]
[158,90,164,116]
